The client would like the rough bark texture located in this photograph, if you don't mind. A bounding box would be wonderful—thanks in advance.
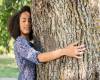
[31,0,100,80]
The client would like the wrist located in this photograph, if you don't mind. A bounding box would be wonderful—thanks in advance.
[61,48,68,56]
[57,48,65,57]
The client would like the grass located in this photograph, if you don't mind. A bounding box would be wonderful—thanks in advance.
[0,54,19,78]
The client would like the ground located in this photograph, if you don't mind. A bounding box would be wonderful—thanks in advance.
[0,78,17,80]
[0,54,18,79]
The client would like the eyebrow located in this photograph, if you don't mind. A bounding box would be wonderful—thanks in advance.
[21,17,31,20]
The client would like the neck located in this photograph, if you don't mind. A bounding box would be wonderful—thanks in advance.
[21,34,30,41]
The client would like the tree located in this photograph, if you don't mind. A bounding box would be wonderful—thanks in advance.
[31,0,100,80]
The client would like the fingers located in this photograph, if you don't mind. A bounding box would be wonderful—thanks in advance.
[71,41,79,46]
[78,51,84,54]
[71,41,85,48]
[77,44,85,49]
[75,45,86,59]
[74,56,82,59]
[74,52,83,59]
[75,48,86,59]
[77,44,86,53]
[65,42,86,59]
[78,48,86,52]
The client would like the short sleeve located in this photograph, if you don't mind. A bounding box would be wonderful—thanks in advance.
[14,37,40,64]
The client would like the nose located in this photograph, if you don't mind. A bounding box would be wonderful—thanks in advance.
[25,20,30,26]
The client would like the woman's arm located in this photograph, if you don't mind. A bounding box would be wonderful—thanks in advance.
[37,42,86,62]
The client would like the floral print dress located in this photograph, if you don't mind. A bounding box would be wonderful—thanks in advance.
[14,36,40,80]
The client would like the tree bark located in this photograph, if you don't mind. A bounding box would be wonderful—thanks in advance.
[31,0,100,80]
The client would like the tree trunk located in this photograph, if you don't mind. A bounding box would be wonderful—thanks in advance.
[31,0,100,80]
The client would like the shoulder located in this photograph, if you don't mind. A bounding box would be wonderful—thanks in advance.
[16,36,27,43]
[14,36,29,48]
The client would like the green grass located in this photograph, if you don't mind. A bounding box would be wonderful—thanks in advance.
[0,55,19,78]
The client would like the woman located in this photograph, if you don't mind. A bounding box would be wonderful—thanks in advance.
[8,6,86,80]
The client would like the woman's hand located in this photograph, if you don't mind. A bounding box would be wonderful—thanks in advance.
[62,42,86,58]
[37,42,86,62]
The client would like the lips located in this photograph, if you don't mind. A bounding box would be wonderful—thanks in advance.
[24,27,31,30]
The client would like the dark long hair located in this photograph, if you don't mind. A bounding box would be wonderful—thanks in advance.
[8,5,33,40]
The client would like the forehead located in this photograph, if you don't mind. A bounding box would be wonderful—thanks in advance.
[20,11,31,19]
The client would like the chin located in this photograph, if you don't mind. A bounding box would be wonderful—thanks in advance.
[23,32,30,35]
[24,31,30,34]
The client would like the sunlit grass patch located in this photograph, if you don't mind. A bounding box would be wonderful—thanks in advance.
[0,55,19,78]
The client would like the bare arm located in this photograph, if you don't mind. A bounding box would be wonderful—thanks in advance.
[37,42,86,62]
[37,48,63,62]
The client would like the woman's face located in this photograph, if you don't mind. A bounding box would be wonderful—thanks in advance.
[19,11,31,36]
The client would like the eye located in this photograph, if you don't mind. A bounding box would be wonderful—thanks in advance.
[28,18,31,23]
[22,20,26,22]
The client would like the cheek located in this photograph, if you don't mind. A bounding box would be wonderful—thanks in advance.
[20,22,24,31]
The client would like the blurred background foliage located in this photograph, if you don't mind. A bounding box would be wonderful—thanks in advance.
[0,0,31,54]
